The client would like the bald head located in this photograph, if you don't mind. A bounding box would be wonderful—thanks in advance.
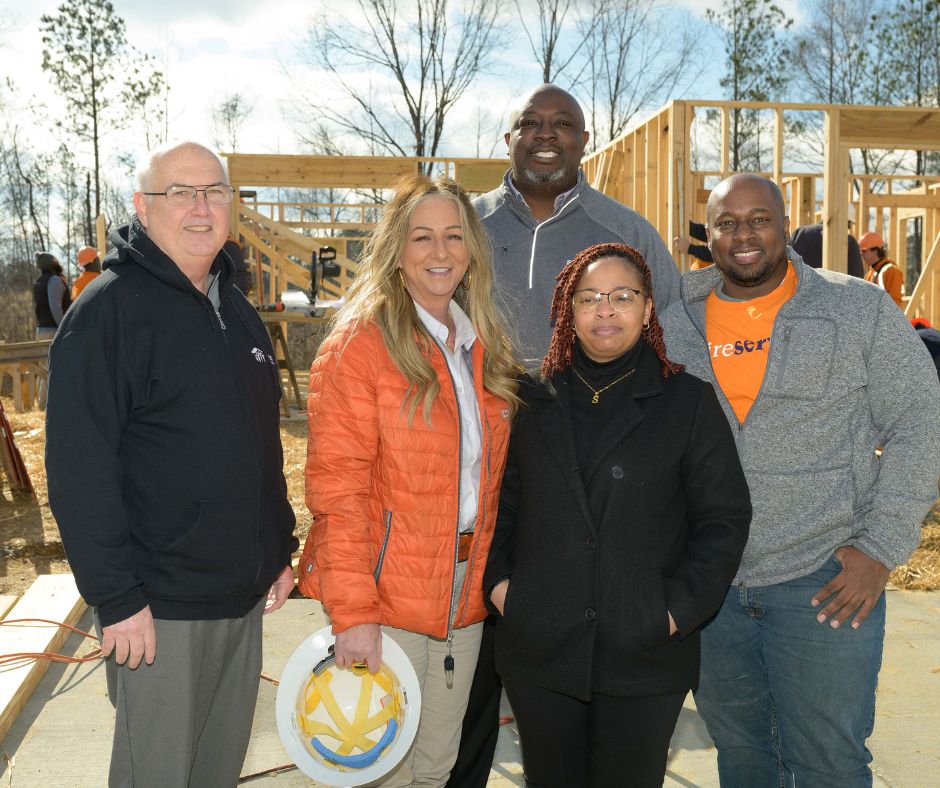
[136,141,228,194]
[505,84,589,211]
[508,84,585,133]
[707,174,785,225]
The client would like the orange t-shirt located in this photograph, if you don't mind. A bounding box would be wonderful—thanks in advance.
[706,263,798,423]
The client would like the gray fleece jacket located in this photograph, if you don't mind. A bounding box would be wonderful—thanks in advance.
[661,251,940,586]
[474,173,681,364]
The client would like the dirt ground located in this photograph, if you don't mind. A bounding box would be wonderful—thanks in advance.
[2,394,939,597]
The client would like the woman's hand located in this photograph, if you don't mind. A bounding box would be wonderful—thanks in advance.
[490,579,510,615]
[668,611,678,636]
[334,623,382,673]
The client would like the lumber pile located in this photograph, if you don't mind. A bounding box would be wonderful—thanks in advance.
[0,574,86,742]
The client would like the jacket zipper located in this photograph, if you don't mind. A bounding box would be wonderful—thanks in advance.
[214,291,265,589]
[458,408,492,624]
[524,193,581,289]
[682,283,798,585]
[373,510,393,583]
[430,336,466,689]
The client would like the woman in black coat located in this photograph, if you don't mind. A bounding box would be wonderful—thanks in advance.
[484,242,751,788]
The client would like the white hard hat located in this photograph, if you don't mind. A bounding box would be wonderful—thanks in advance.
[276,626,421,786]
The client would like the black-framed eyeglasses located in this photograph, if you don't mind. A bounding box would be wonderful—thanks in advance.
[141,183,235,206]
[572,287,643,313]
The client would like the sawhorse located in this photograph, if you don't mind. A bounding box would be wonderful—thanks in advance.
[266,322,303,418]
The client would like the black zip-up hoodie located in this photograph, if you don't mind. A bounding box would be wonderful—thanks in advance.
[45,219,297,627]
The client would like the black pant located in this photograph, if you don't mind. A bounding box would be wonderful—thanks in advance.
[503,678,686,788]
[445,616,502,788]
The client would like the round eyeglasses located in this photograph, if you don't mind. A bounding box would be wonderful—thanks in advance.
[142,184,236,206]
[571,287,643,313]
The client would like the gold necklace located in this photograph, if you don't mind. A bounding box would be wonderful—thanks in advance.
[572,367,636,405]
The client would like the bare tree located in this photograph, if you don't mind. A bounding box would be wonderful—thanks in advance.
[123,51,168,151]
[40,0,161,220]
[211,93,255,152]
[296,0,504,167]
[792,0,871,104]
[706,0,793,170]
[511,0,594,84]
[577,0,701,149]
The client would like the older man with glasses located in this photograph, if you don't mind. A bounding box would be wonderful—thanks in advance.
[45,141,297,788]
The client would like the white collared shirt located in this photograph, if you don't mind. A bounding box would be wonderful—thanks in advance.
[414,299,483,534]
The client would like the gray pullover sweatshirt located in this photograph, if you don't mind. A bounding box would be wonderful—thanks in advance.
[661,251,940,585]
[473,174,681,365]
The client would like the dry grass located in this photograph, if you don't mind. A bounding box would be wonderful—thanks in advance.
[1,393,938,597]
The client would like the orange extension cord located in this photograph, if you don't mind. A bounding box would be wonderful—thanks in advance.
[0,617,102,667]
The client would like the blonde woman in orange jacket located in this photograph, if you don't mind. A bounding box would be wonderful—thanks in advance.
[300,173,519,787]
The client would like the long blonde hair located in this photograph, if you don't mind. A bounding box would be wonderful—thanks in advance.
[332,173,520,423]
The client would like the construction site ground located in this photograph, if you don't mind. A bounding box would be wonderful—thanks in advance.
[1,589,938,786]
[2,389,940,785]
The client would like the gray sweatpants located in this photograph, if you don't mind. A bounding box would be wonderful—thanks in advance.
[97,600,264,788]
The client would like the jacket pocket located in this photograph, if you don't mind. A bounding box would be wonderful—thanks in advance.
[768,318,836,400]
[373,510,393,584]
[144,498,261,601]
[257,494,296,592]
[644,568,671,645]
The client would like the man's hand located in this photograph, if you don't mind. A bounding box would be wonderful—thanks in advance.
[490,579,510,616]
[334,624,382,673]
[811,546,890,629]
[668,611,678,636]
[264,565,295,615]
[101,606,156,669]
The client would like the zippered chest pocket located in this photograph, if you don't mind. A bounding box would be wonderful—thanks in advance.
[768,318,837,400]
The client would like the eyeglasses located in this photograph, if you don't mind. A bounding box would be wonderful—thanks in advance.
[142,184,235,206]
[572,287,643,313]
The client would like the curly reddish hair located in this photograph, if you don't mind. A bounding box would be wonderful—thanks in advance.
[541,242,684,379]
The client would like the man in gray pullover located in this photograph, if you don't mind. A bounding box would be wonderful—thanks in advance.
[472,84,680,366]
[661,174,940,787]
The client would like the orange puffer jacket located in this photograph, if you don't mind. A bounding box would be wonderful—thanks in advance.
[299,321,512,638]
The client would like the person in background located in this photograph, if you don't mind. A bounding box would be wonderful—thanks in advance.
[33,251,71,409]
[33,251,71,338]
[789,222,864,278]
[860,230,903,308]
[662,173,940,787]
[72,245,102,300]
[911,317,940,380]
[673,219,713,269]
[45,141,297,788]
[484,242,750,787]
[301,173,520,787]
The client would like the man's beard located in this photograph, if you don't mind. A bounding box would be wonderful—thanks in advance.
[521,165,571,186]
[721,254,783,290]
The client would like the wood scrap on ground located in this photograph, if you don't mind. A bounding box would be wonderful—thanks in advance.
[0,574,87,742]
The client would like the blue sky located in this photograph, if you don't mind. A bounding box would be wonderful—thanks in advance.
[0,0,804,161]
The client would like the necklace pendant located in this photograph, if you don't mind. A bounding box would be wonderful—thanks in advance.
[591,393,600,405]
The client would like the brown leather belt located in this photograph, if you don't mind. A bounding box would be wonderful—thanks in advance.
[457,532,474,562]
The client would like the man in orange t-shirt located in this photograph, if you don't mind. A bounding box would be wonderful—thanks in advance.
[661,173,940,787]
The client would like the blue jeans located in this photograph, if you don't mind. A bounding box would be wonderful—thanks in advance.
[695,556,885,788]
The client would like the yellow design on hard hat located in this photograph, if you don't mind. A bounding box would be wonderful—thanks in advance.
[276,626,422,787]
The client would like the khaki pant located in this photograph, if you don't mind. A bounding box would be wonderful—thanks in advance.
[381,562,483,787]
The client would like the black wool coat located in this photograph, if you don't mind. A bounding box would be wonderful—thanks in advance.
[484,343,751,701]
